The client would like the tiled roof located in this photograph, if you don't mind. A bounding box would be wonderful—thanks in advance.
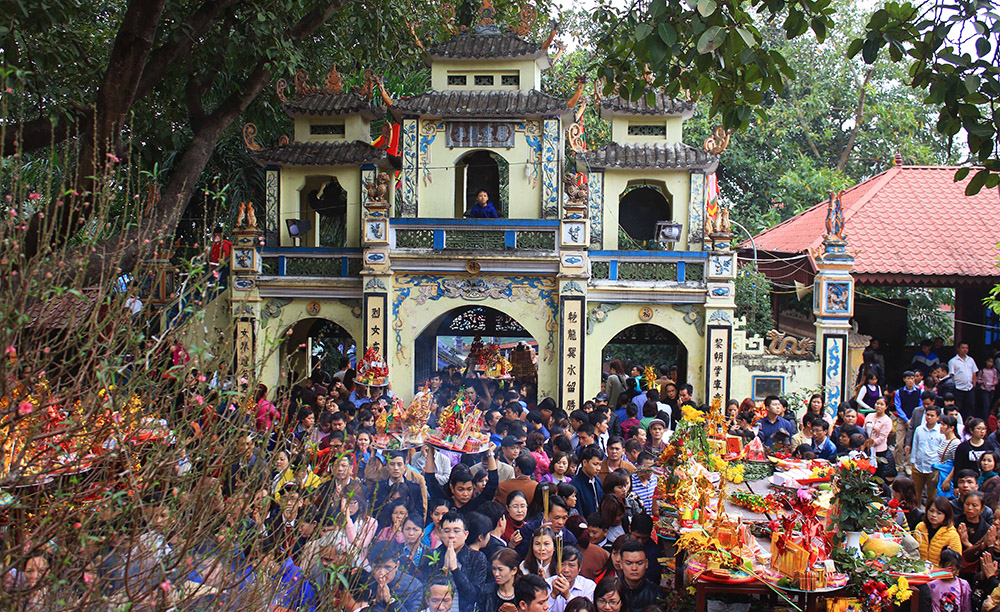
[580,142,718,172]
[599,93,694,118]
[250,141,385,167]
[426,32,545,60]
[749,166,1000,285]
[282,93,382,119]
[390,90,567,119]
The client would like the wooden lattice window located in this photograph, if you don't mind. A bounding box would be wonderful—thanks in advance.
[627,124,666,136]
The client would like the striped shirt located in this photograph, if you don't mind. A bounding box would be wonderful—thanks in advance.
[630,472,658,514]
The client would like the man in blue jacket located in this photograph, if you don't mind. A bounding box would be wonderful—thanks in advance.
[571,446,605,517]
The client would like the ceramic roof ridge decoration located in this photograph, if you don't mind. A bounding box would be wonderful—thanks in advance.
[599,92,695,118]
[390,89,568,120]
[580,141,718,172]
[425,31,545,60]
[249,140,386,167]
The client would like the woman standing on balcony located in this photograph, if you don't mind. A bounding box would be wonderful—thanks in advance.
[467,190,499,218]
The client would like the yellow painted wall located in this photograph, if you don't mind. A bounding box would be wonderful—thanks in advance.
[430,59,542,91]
[258,298,364,389]
[417,118,544,219]
[602,169,692,250]
[278,167,362,248]
[609,116,684,144]
[390,275,559,403]
[583,303,707,400]
[293,115,371,143]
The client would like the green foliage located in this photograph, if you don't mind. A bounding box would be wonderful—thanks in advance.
[863,286,955,344]
[590,0,836,130]
[830,460,884,531]
[850,0,1000,194]
[679,0,955,234]
[735,263,775,337]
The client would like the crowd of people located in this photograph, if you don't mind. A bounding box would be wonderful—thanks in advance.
[9,334,1000,612]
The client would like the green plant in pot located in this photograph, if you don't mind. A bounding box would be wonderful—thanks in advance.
[829,457,885,550]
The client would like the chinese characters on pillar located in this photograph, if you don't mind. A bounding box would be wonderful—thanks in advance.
[364,294,388,361]
[235,319,255,381]
[706,325,731,411]
[560,297,585,412]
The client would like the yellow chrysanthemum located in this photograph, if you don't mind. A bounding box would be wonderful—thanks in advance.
[681,405,705,423]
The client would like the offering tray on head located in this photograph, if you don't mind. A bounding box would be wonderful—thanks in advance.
[426,435,491,454]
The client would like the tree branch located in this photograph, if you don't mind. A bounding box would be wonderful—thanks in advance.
[837,66,876,172]
[135,0,245,100]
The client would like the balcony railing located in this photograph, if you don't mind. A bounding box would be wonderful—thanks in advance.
[589,250,707,284]
[262,248,364,277]
[390,218,559,252]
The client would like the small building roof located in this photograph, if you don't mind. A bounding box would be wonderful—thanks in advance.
[580,142,718,172]
[599,93,694,119]
[425,31,546,62]
[390,89,568,120]
[748,165,1000,286]
[282,92,382,119]
[250,141,386,167]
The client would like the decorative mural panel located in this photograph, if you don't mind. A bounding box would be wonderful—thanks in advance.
[560,296,586,412]
[541,118,560,219]
[515,121,542,189]
[265,169,279,246]
[706,325,732,411]
[364,293,388,362]
[688,171,706,247]
[588,170,604,247]
[392,274,558,363]
[822,334,847,415]
[419,121,445,186]
[446,122,516,148]
[400,118,419,217]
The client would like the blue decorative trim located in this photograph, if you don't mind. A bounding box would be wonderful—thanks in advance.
[419,120,445,186]
[589,250,708,259]
[588,170,604,247]
[688,171,706,247]
[390,218,560,228]
[393,274,559,361]
[263,247,363,255]
[400,118,419,217]
[265,169,279,246]
[541,119,560,219]
[677,261,686,282]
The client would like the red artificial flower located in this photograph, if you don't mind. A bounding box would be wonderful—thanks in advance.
[862,581,875,594]
[888,498,900,509]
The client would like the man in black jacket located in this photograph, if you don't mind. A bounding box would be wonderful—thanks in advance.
[424,444,499,516]
[367,541,424,612]
[619,537,660,608]
[417,511,489,612]
[371,451,424,519]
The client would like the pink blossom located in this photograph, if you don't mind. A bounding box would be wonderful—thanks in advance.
[160,580,172,593]
[194,394,204,406]
[8,209,16,217]
[27,193,41,200]
[42,347,50,354]
[239,377,248,385]
[73,522,82,529]
[18,401,33,416]
[5,88,12,93]
[197,375,206,382]
[106,153,120,163]
[5,345,15,356]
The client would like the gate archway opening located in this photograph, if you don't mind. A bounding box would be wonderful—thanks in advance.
[281,317,356,382]
[414,305,538,396]
[602,323,688,390]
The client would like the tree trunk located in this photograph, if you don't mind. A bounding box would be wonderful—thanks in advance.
[21,0,167,259]
[837,66,876,172]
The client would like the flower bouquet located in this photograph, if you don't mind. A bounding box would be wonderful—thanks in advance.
[829,457,886,546]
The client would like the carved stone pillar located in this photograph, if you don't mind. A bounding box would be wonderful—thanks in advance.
[813,191,855,413]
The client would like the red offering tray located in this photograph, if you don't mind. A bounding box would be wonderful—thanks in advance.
[426,436,490,454]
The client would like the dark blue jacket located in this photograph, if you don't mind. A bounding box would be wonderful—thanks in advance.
[469,202,499,218]
[571,470,604,517]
